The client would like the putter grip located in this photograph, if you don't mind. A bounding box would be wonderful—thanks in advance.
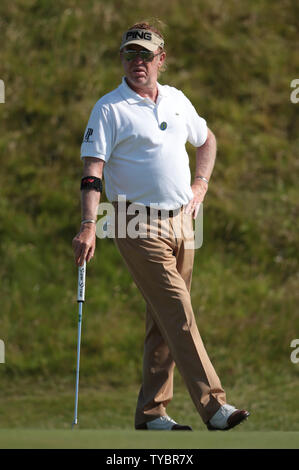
[77,261,86,302]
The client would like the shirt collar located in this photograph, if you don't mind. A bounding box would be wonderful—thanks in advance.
[157,81,169,98]
[119,76,168,104]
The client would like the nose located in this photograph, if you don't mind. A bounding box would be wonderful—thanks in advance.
[132,56,143,65]
[130,52,146,65]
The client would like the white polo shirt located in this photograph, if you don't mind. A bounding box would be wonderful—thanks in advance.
[80,77,208,210]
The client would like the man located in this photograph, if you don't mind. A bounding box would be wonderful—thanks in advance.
[72,22,250,431]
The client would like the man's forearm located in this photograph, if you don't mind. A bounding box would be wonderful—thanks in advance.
[81,190,101,222]
[194,129,217,182]
[80,157,105,224]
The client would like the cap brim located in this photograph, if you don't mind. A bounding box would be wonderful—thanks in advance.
[120,40,157,52]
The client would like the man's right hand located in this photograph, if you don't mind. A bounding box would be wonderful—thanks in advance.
[72,223,96,266]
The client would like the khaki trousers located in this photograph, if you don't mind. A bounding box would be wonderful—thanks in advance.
[112,202,226,426]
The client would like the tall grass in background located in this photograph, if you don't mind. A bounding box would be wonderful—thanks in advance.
[0,0,298,399]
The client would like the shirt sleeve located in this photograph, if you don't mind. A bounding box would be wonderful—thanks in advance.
[180,92,208,147]
[80,102,114,162]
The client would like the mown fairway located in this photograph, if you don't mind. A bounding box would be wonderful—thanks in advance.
[0,430,298,449]
[0,0,298,445]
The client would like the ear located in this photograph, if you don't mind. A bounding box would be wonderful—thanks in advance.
[158,51,166,68]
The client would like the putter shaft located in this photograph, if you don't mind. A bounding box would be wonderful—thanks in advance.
[73,301,83,427]
[72,261,86,428]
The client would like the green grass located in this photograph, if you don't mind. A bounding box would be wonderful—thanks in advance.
[0,430,298,449]
[0,374,298,432]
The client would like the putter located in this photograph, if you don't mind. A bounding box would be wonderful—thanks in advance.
[72,260,86,429]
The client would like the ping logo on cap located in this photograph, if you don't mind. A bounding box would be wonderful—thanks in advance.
[120,29,164,51]
[126,31,152,41]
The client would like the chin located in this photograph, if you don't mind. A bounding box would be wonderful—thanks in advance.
[132,77,147,86]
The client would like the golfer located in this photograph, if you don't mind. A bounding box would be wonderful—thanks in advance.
[72,21,250,431]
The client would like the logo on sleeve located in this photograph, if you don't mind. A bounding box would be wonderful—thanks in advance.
[84,128,94,143]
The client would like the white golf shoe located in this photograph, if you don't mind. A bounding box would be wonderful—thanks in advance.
[207,404,250,430]
[135,415,192,431]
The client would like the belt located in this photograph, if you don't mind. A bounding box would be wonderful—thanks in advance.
[113,201,182,218]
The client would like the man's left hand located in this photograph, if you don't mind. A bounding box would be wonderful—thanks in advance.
[184,179,208,219]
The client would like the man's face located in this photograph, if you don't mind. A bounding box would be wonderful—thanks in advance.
[120,44,166,88]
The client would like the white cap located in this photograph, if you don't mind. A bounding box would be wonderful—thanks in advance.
[120,29,164,52]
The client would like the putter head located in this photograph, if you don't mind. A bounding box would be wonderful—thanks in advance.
[72,419,78,429]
